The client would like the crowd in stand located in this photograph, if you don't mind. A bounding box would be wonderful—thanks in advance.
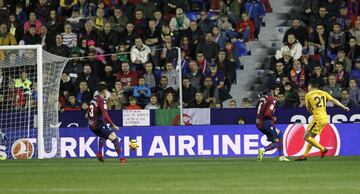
[1,0,359,111]
[269,0,360,108]
[0,0,272,111]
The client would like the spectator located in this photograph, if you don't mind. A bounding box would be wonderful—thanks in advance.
[98,22,119,53]
[48,34,69,57]
[112,80,125,99]
[185,21,204,52]
[196,52,210,75]
[196,32,220,62]
[119,0,135,21]
[350,59,360,86]
[153,76,176,104]
[245,0,265,39]
[188,91,209,108]
[170,8,190,34]
[34,0,50,24]
[107,92,125,110]
[145,94,160,109]
[61,23,78,48]
[133,9,147,36]
[75,81,92,105]
[212,26,226,50]
[348,79,360,105]
[130,36,151,71]
[227,99,237,108]
[181,76,196,107]
[310,7,332,31]
[341,89,358,107]
[236,12,255,42]
[126,96,142,109]
[79,21,97,44]
[289,60,308,90]
[298,90,306,108]
[144,19,161,48]
[319,0,342,19]
[21,24,42,45]
[349,20,360,46]
[133,77,151,107]
[109,7,128,34]
[302,0,320,24]
[284,82,300,107]
[309,64,327,88]
[40,25,52,50]
[323,73,343,100]
[67,9,84,30]
[207,63,226,92]
[63,95,81,111]
[333,48,352,73]
[116,62,138,91]
[275,34,302,61]
[101,65,116,90]
[0,23,17,45]
[241,97,252,108]
[271,61,288,84]
[336,5,355,31]
[15,4,27,26]
[198,10,213,33]
[187,60,203,89]
[346,37,360,65]
[201,76,220,104]
[64,50,84,82]
[237,116,246,125]
[334,61,349,88]
[143,62,157,89]
[90,8,107,31]
[308,24,326,56]
[328,23,346,60]
[216,50,236,91]
[121,22,136,49]
[59,0,78,17]
[277,92,286,108]
[284,18,308,47]
[153,10,164,29]
[162,91,179,109]
[75,64,100,92]
[60,72,74,99]
[8,14,24,43]
[15,71,32,91]
[136,0,157,20]
[162,61,179,90]
[23,12,42,34]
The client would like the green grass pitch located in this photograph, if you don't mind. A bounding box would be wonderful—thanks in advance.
[1,156,360,194]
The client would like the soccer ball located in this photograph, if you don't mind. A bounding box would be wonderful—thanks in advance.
[129,139,139,150]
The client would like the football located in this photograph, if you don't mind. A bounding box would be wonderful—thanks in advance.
[129,139,139,150]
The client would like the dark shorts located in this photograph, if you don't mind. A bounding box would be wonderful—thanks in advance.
[257,120,279,142]
[90,124,114,139]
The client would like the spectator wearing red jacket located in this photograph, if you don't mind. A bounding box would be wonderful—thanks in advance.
[236,12,255,42]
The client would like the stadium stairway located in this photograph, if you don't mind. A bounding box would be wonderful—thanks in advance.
[229,0,303,107]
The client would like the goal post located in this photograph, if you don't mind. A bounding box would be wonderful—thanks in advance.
[0,45,69,159]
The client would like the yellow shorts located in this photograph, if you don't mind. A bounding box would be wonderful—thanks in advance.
[307,120,328,135]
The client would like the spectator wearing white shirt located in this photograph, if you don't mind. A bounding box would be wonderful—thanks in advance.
[130,36,151,72]
[61,23,78,48]
[275,33,302,61]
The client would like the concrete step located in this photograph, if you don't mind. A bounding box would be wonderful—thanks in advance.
[239,55,272,66]
[261,26,290,34]
[245,40,283,51]
[263,13,290,21]
[258,33,284,41]
[272,6,294,13]
[250,48,277,56]
[264,19,287,27]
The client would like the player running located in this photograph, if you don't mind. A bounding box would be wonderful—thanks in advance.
[295,81,349,161]
[87,84,126,163]
[256,86,290,162]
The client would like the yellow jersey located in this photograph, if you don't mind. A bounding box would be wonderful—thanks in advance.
[305,90,333,121]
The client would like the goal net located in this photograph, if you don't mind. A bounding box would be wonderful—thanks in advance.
[0,45,69,159]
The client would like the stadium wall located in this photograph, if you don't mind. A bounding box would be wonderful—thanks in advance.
[59,108,360,128]
[1,124,360,159]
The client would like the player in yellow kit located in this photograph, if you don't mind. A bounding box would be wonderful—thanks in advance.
[295,81,349,161]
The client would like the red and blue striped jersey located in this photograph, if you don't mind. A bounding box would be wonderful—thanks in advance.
[256,94,277,128]
[87,95,114,130]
